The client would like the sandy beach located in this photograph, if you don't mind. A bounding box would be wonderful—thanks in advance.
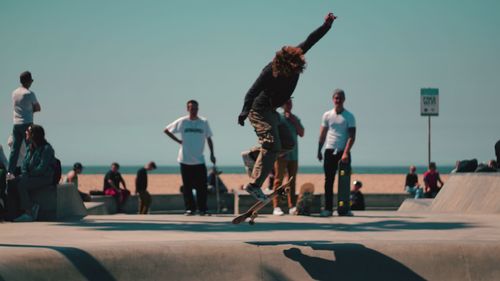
[77,173,449,195]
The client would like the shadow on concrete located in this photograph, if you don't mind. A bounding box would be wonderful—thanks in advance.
[251,241,425,281]
[57,218,474,233]
[0,244,116,281]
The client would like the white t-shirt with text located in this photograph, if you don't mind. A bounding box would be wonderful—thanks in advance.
[166,116,213,165]
[321,109,356,151]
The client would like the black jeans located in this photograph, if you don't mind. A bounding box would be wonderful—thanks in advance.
[8,123,31,174]
[180,163,208,212]
[323,149,351,212]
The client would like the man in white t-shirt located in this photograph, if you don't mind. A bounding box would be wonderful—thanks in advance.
[164,100,216,216]
[317,89,356,217]
[8,71,41,178]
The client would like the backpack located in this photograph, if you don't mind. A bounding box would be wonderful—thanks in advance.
[52,157,62,185]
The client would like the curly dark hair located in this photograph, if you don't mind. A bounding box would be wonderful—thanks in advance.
[28,124,47,148]
[272,46,306,77]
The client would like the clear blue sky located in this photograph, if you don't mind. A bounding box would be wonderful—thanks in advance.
[1,1,499,167]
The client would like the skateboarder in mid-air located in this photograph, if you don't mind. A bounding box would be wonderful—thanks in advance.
[238,12,337,202]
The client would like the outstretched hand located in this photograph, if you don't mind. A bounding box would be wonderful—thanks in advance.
[325,12,337,26]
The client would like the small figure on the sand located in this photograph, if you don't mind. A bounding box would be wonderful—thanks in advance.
[495,140,500,168]
[238,12,337,202]
[350,180,365,211]
[7,71,41,180]
[65,162,91,202]
[135,161,157,214]
[317,89,356,217]
[423,162,444,198]
[164,100,216,216]
[272,99,304,216]
[103,162,130,212]
[404,165,423,199]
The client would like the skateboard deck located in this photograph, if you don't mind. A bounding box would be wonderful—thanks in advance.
[232,177,294,225]
[337,161,351,216]
[294,182,314,215]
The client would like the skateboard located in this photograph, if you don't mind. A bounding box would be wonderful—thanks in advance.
[294,182,315,216]
[232,177,293,225]
[336,161,351,216]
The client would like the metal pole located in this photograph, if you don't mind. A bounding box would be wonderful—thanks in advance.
[428,116,431,165]
[214,166,220,214]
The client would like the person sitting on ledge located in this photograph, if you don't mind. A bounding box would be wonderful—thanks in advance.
[404,165,423,199]
[11,124,55,222]
[65,162,91,202]
[475,160,498,173]
[350,180,365,211]
[103,162,130,212]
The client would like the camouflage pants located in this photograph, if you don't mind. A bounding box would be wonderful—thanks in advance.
[248,109,294,187]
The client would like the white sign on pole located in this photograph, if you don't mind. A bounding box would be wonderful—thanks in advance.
[421,88,439,116]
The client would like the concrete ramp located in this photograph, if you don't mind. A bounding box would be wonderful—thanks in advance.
[429,173,500,214]
[398,199,433,212]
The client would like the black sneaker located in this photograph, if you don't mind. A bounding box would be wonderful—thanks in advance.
[245,183,267,202]
[184,210,194,216]
[199,211,211,216]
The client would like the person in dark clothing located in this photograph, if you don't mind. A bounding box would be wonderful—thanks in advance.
[12,124,55,222]
[238,12,337,201]
[495,140,500,168]
[404,165,423,198]
[350,180,365,211]
[135,161,157,214]
[103,162,130,212]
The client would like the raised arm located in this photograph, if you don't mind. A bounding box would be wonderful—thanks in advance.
[238,64,272,126]
[297,12,336,54]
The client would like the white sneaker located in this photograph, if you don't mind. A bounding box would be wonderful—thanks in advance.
[6,173,15,181]
[273,207,284,216]
[289,207,297,215]
[245,184,267,202]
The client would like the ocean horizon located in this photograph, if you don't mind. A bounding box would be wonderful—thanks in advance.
[64,165,456,175]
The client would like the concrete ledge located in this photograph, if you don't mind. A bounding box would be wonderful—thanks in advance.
[84,202,110,215]
[31,183,87,221]
[0,241,499,281]
[89,193,409,215]
[232,193,409,214]
[91,193,234,214]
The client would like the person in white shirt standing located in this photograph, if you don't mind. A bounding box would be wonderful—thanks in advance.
[7,71,41,179]
[164,100,216,216]
[317,89,356,217]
